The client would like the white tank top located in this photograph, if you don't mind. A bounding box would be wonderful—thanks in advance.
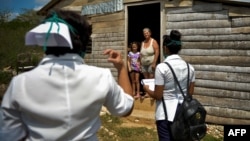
[140,39,155,65]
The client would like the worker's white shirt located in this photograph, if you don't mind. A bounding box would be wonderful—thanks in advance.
[154,55,195,121]
[0,54,134,141]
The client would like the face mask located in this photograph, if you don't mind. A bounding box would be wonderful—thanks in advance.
[163,46,168,58]
[164,54,168,58]
[80,51,85,58]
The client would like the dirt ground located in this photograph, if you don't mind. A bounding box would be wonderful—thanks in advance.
[121,116,224,139]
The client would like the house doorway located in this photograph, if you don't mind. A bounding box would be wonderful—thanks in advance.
[127,2,161,95]
[127,2,161,51]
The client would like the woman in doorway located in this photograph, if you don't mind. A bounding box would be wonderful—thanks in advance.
[140,27,159,98]
[140,27,159,79]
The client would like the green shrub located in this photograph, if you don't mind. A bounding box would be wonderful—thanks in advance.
[0,71,13,84]
[0,18,43,70]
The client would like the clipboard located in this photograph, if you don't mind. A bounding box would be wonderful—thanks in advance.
[141,79,155,91]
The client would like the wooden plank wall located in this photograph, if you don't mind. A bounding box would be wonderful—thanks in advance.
[166,0,250,125]
[84,12,126,78]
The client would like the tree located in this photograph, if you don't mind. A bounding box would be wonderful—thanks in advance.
[14,9,44,24]
[0,10,11,23]
[0,9,44,70]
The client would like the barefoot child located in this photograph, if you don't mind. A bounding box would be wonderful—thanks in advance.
[128,42,141,99]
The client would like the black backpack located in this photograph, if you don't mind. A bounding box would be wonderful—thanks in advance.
[162,62,207,141]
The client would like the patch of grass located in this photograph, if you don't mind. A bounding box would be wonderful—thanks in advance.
[117,127,158,141]
[98,114,158,141]
[98,114,223,141]
[202,134,223,141]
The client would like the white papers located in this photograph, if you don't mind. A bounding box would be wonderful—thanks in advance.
[141,79,155,91]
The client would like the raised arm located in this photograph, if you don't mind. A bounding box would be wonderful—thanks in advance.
[103,49,133,97]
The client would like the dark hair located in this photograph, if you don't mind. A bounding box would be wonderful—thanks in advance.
[129,41,140,52]
[44,9,92,56]
[163,30,182,54]
[170,30,181,41]
[163,35,171,46]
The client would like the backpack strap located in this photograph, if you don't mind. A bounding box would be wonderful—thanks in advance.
[164,62,190,99]
[186,62,190,98]
[161,61,190,120]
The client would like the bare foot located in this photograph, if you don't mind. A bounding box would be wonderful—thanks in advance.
[134,93,140,99]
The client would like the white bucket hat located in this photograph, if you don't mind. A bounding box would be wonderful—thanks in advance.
[25,22,73,49]
[25,13,77,50]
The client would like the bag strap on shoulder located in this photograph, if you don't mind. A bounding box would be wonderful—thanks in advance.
[162,61,190,120]
[164,62,190,99]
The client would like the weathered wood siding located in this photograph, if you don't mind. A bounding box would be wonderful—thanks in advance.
[84,12,126,78]
[166,0,250,125]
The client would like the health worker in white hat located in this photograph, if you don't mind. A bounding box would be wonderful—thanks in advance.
[0,9,134,141]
